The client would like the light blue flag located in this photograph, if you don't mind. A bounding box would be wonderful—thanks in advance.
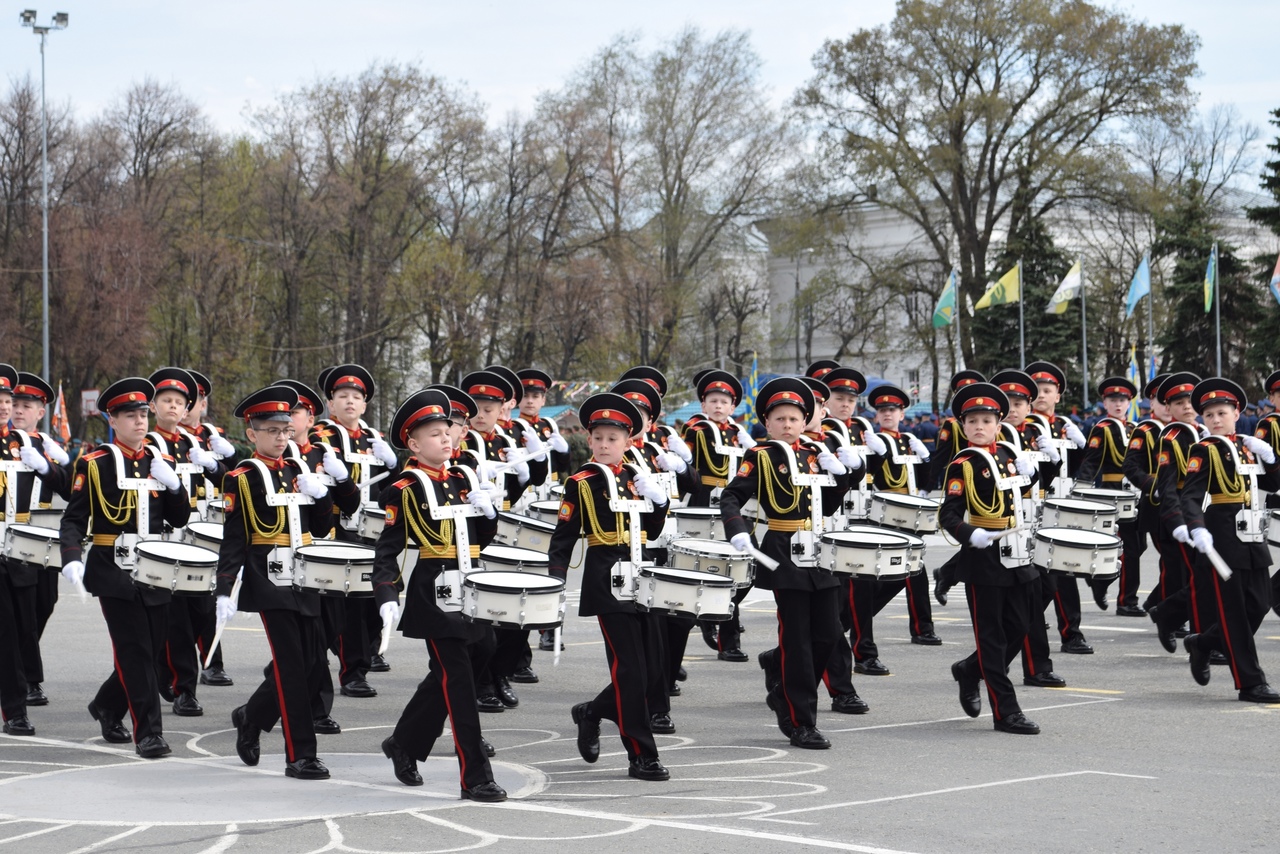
[1125,255,1150,319]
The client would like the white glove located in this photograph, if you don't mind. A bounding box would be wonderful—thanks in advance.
[1064,422,1086,449]
[817,449,847,475]
[1015,456,1035,478]
[380,600,401,629]
[968,529,995,549]
[149,456,181,491]
[655,451,686,474]
[44,441,69,465]
[1035,434,1061,463]
[481,480,505,501]
[322,448,348,482]
[865,432,888,456]
[730,532,753,553]
[734,423,757,449]
[296,472,329,499]
[670,436,693,464]
[1243,435,1276,465]
[836,445,862,469]
[907,433,931,461]
[216,595,237,625]
[371,436,398,468]
[523,431,548,461]
[18,446,49,475]
[61,559,84,585]
[188,445,218,472]
[468,488,496,519]
[1191,527,1214,555]
[477,458,502,483]
[1172,525,1191,544]
[633,472,668,505]
[209,434,235,458]
[917,489,930,499]
[514,460,530,485]
[548,433,570,454]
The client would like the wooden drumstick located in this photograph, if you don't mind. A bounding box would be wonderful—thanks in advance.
[378,622,392,656]
[1204,545,1233,580]
[989,525,1030,541]
[204,574,242,669]
[748,546,780,571]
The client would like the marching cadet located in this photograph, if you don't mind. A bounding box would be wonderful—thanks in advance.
[1253,370,1280,613]
[722,377,850,749]
[845,383,939,678]
[1121,374,1172,618]
[1179,378,1280,703]
[930,370,985,605]
[815,365,885,518]
[0,365,32,736]
[311,364,399,698]
[3,372,71,710]
[60,377,191,757]
[518,368,573,491]
[550,393,673,780]
[373,388,508,801]
[620,366,695,473]
[219,385,337,780]
[942,383,1043,735]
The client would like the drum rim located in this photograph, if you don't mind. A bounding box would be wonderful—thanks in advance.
[671,507,722,517]
[480,545,551,565]
[1071,487,1133,498]
[463,569,564,593]
[820,530,912,548]
[6,523,60,539]
[1044,498,1118,513]
[1033,526,1121,547]
[135,541,220,564]
[841,525,926,546]
[497,512,557,532]
[668,537,744,557]
[872,492,941,508]
[295,544,376,564]
[638,566,735,587]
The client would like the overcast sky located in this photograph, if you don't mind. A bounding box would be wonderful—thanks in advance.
[1,1,1275,146]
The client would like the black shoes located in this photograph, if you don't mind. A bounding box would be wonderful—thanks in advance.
[628,757,670,781]
[496,678,519,708]
[285,757,330,780]
[476,695,505,713]
[25,683,47,706]
[382,735,423,786]
[668,681,681,697]
[340,680,377,698]
[933,568,949,606]
[232,705,261,767]
[758,649,781,695]
[789,726,831,750]
[510,666,539,684]
[1116,604,1147,617]
[649,713,675,734]
[539,630,564,651]
[87,701,131,744]
[1061,637,1094,655]
[1148,605,1178,653]
[952,661,981,718]
[481,737,496,757]
[700,624,718,651]
[571,702,600,763]
[200,667,234,686]
[172,692,204,717]
[831,693,869,714]
[912,632,942,646]
[313,715,342,735]
[368,654,391,673]
[1185,634,1210,686]
[1209,650,1229,666]
[1239,683,1280,703]
[2,716,34,736]
[718,648,749,662]
[1091,583,1109,611]
[676,666,687,682]
[994,713,1040,735]
[855,658,890,676]
[462,781,508,801]
[136,734,172,758]
[765,690,794,737]
[1023,672,1067,688]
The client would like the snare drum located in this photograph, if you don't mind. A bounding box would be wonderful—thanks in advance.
[494,512,557,552]
[668,538,754,586]
[2,524,62,570]
[1040,497,1118,532]
[183,521,224,551]
[842,524,925,574]
[132,540,219,595]
[633,566,735,620]
[28,508,63,528]
[479,544,550,574]
[357,507,386,540]
[528,500,561,523]
[1269,510,1280,566]
[869,492,940,533]
[1070,487,1138,521]
[292,543,376,597]
[461,570,565,629]
[207,499,226,524]
[671,507,725,540]
[820,529,912,578]
[1032,527,1121,578]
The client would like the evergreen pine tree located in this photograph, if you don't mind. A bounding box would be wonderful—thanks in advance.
[1244,107,1280,388]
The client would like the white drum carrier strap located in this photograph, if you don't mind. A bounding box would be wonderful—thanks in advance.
[962,443,1032,568]
[775,439,834,564]
[404,465,485,575]
[1201,435,1265,542]
[1,430,35,530]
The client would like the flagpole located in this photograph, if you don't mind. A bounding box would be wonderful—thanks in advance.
[1213,242,1221,376]
[955,269,963,371]
[1018,258,1025,368]
[1145,251,1154,381]
[1080,261,1089,408]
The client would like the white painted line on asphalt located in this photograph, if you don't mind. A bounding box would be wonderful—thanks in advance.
[0,822,73,845]
[64,824,151,854]
[752,817,818,825]
[823,697,1122,732]
[1077,625,1149,633]
[192,824,240,854]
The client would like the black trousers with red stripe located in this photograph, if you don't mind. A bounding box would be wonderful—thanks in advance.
[1147,538,1207,632]
[0,569,28,721]
[588,611,663,760]
[337,597,379,685]
[394,636,495,790]
[1020,569,1056,678]
[1195,563,1269,690]
[773,586,841,730]
[821,580,859,699]
[94,595,168,743]
[1141,533,1176,612]
[1094,520,1144,607]
[245,609,326,762]
[160,596,215,697]
[661,613,696,685]
[847,571,933,661]
[1050,573,1085,643]
[957,579,1032,723]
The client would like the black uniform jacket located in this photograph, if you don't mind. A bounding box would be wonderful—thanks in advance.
[1179,435,1280,570]
[940,444,1038,586]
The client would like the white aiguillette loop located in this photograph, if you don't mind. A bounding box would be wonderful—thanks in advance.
[406,464,484,575]
[241,457,313,553]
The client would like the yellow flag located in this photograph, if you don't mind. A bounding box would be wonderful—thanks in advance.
[975,264,1021,310]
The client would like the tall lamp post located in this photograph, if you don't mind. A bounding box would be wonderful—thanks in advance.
[19,9,68,432]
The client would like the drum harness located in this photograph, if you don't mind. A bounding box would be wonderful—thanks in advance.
[1199,435,1266,544]
[396,465,485,612]
[763,439,834,568]
[234,457,315,587]
[955,442,1032,569]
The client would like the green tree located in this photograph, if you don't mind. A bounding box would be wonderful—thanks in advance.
[1245,108,1280,387]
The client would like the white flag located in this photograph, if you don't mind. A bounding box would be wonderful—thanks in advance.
[1046,260,1082,314]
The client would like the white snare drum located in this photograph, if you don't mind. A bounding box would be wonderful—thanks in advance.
[3,524,62,570]
[28,508,63,528]
[357,507,386,540]
[869,492,940,533]
[671,507,725,540]
[479,544,550,574]
[1070,487,1138,521]
[1032,527,1121,578]
[668,538,754,587]
[461,570,565,629]
[820,530,912,579]
[494,512,557,552]
[132,540,218,595]
[529,500,561,523]
[1040,497,1118,533]
[292,543,376,597]
[1268,510,1280,565]
[183,521,224,551]
[634,566,735,620]
[207,499,226,524]
[842,524,925,574]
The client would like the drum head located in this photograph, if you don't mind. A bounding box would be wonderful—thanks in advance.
[186,522,224,543]
[1045,498,1114,514]
[295,544,375,564]
[639,566,734,587]
[841,525,925,547]
[135,541,219,565]
[498,512,556,532]
[1034,527,1120,548]
[364,508,386,519]
[669,537,740,557]
[464,570,564,593]
[9,524,58,540]
[209,500,226,511]
[821,530,911,548]
[481,545,549,566]
[671,508,720,519]
[529,500,560,514]
[1072,488,1128,499]
[873,492,939,510]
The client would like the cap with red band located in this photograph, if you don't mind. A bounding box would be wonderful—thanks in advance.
[323,364,376,401]
[459,370,514,403]
[101,377,155,414]
[754,377,816,422]
[697,369,744,406]
[990,370,1038,402]
[390,389,455,450]
[1191,377,1247,415]
[234,385,298,424]
[426,384,478,422]
[12,373,53,404]
[951,383,1009,418]
[578,392,643,438]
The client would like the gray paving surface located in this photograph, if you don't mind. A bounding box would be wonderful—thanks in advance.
[4,544,1279,853]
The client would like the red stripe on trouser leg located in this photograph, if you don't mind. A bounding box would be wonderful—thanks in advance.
[429,638,467,787]
[260,614,297,762]
[164,641,179,695]
[846,583,865,661]
[101,600,140,742]
[1180,544,1203,632]
[967,586,1000,720]
[1052,590,1070,641]
[597,618,641,758]
[1209,571,1243,689]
